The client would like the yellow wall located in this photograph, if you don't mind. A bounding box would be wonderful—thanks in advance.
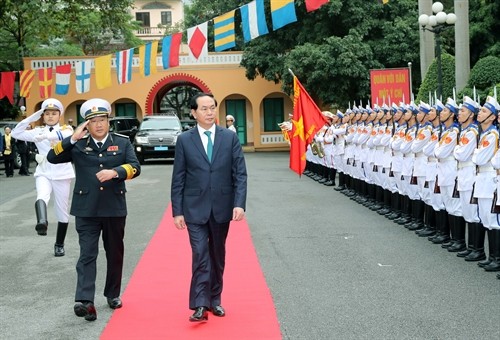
[23,53,292,150]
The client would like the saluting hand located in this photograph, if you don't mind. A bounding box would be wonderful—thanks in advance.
[71,121,90,142]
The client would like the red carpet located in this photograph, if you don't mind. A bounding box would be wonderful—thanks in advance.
[101,205,282,339]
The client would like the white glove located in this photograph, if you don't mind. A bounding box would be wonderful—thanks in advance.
[27,109,44,123]
[33,133,47,142]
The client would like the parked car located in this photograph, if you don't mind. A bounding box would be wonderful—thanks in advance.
[108,116,140,142]
[180,119,196,131]
[133,114,182,164]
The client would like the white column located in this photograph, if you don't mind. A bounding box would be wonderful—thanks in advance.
[454,0,470,92]
[418,0,435,80]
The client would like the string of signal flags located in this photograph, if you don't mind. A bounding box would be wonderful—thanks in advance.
[0,0,337,103]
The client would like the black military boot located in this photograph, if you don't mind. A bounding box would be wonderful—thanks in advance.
[324,168,335,186]
[317,166,328,184]
[432,211,451,244]
[478,229,495,268]
[441,214,457,249]
[464,223,486,262]
[386,192,401,220]
[417,205,436,237]
[407,200,425,230]
[334,172,345,191]
[35,199,48,236]
[303,161,312,176]
[458,222,475,258]
[395,196,412,225]
[448,216,467,252]
[54,222,68,257]
[483,229,500,272]
[377,189,391,215]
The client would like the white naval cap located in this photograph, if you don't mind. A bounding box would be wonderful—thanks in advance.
[80,98,112,120]
[462,96,479,113]
[419,101,431,114]
[336,110,344,119]
[483,96,500,115]
[41,98,64,115]
[225,114,235,121]
[434,99,445,112]
[322,110,335,119]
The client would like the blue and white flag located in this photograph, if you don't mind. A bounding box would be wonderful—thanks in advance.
[75,60,91,94]
[240,0,269,43]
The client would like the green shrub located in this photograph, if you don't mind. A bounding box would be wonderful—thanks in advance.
[416,53,455,103]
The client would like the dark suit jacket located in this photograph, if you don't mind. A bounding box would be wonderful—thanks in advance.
[16,139,29,154]
[171,125,247,224]
[47,133,140,217]
[2,134,16,158]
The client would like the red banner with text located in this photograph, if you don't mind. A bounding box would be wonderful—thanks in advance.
[370,68,410,106]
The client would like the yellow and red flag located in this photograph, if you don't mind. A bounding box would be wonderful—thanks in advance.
[38,67,53,98]
[289,76,327,175]
[20,70,35,98]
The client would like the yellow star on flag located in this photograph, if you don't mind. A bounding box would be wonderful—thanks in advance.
[292,115,305,140]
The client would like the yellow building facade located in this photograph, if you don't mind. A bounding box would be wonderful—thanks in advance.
[24,52,292,151]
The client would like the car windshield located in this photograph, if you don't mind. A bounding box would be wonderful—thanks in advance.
[140,119,181,131]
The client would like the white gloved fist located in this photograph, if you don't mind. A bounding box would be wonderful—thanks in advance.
[33,133,47,142]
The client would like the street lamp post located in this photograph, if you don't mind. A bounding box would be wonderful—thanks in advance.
[418,2,456,100]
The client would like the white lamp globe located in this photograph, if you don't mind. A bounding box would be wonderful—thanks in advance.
[436,11,447,24]
[428,15,438,27]
[432,2,444,14]
[446,13,457,25]
[20,106,26,111]
[418,14,429,26]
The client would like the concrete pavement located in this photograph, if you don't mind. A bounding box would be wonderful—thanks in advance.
[0,152,499,339]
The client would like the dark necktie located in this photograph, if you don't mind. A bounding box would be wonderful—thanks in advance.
[97,142,103,149]
[49,127,53,132]
[204,131,213,162]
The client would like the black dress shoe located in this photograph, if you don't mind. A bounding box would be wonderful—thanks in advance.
[189,307,208,322]
[211,305,225,317]
[74,302,97,321]
[107,297,123,309]
[54,244,65,257]
[35,222,48,236]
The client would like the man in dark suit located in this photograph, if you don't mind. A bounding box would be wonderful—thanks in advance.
[171,93,248,322]
[16,133,31,176]
[47,98,141,322]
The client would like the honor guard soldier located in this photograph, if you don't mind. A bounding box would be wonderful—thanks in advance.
[399,102,422,228]
[12,98,75,256]
[453,96,482,257]
[424,100,448,242]
[410,101,433,233]
[47,98,141,321]
[434,98,463,247]
[472,96,500,272]
[387,103,407,222]
[332,110,349,190]
[491,103,500,279]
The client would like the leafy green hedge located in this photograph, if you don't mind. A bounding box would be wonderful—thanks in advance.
[416,53,455,104]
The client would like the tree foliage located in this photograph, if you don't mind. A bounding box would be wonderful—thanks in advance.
[415,53,455,103]
[0,0,140,72]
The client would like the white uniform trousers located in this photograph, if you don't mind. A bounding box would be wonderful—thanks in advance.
[440,185,462,217]
[477,198,500,230]
[459,190,480,223]
[36,176,71,223]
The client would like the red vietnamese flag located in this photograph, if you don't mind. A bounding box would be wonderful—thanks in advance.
[289,76,327,175]
[0,71,16,104]
[305,0,329,12]
[38,67,53,98]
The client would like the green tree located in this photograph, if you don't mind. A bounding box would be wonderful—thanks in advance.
[416,53,455,103]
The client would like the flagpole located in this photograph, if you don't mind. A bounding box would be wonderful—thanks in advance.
[288,68,296,78]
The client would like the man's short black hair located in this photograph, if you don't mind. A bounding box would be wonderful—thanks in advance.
[190,93,218,110]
